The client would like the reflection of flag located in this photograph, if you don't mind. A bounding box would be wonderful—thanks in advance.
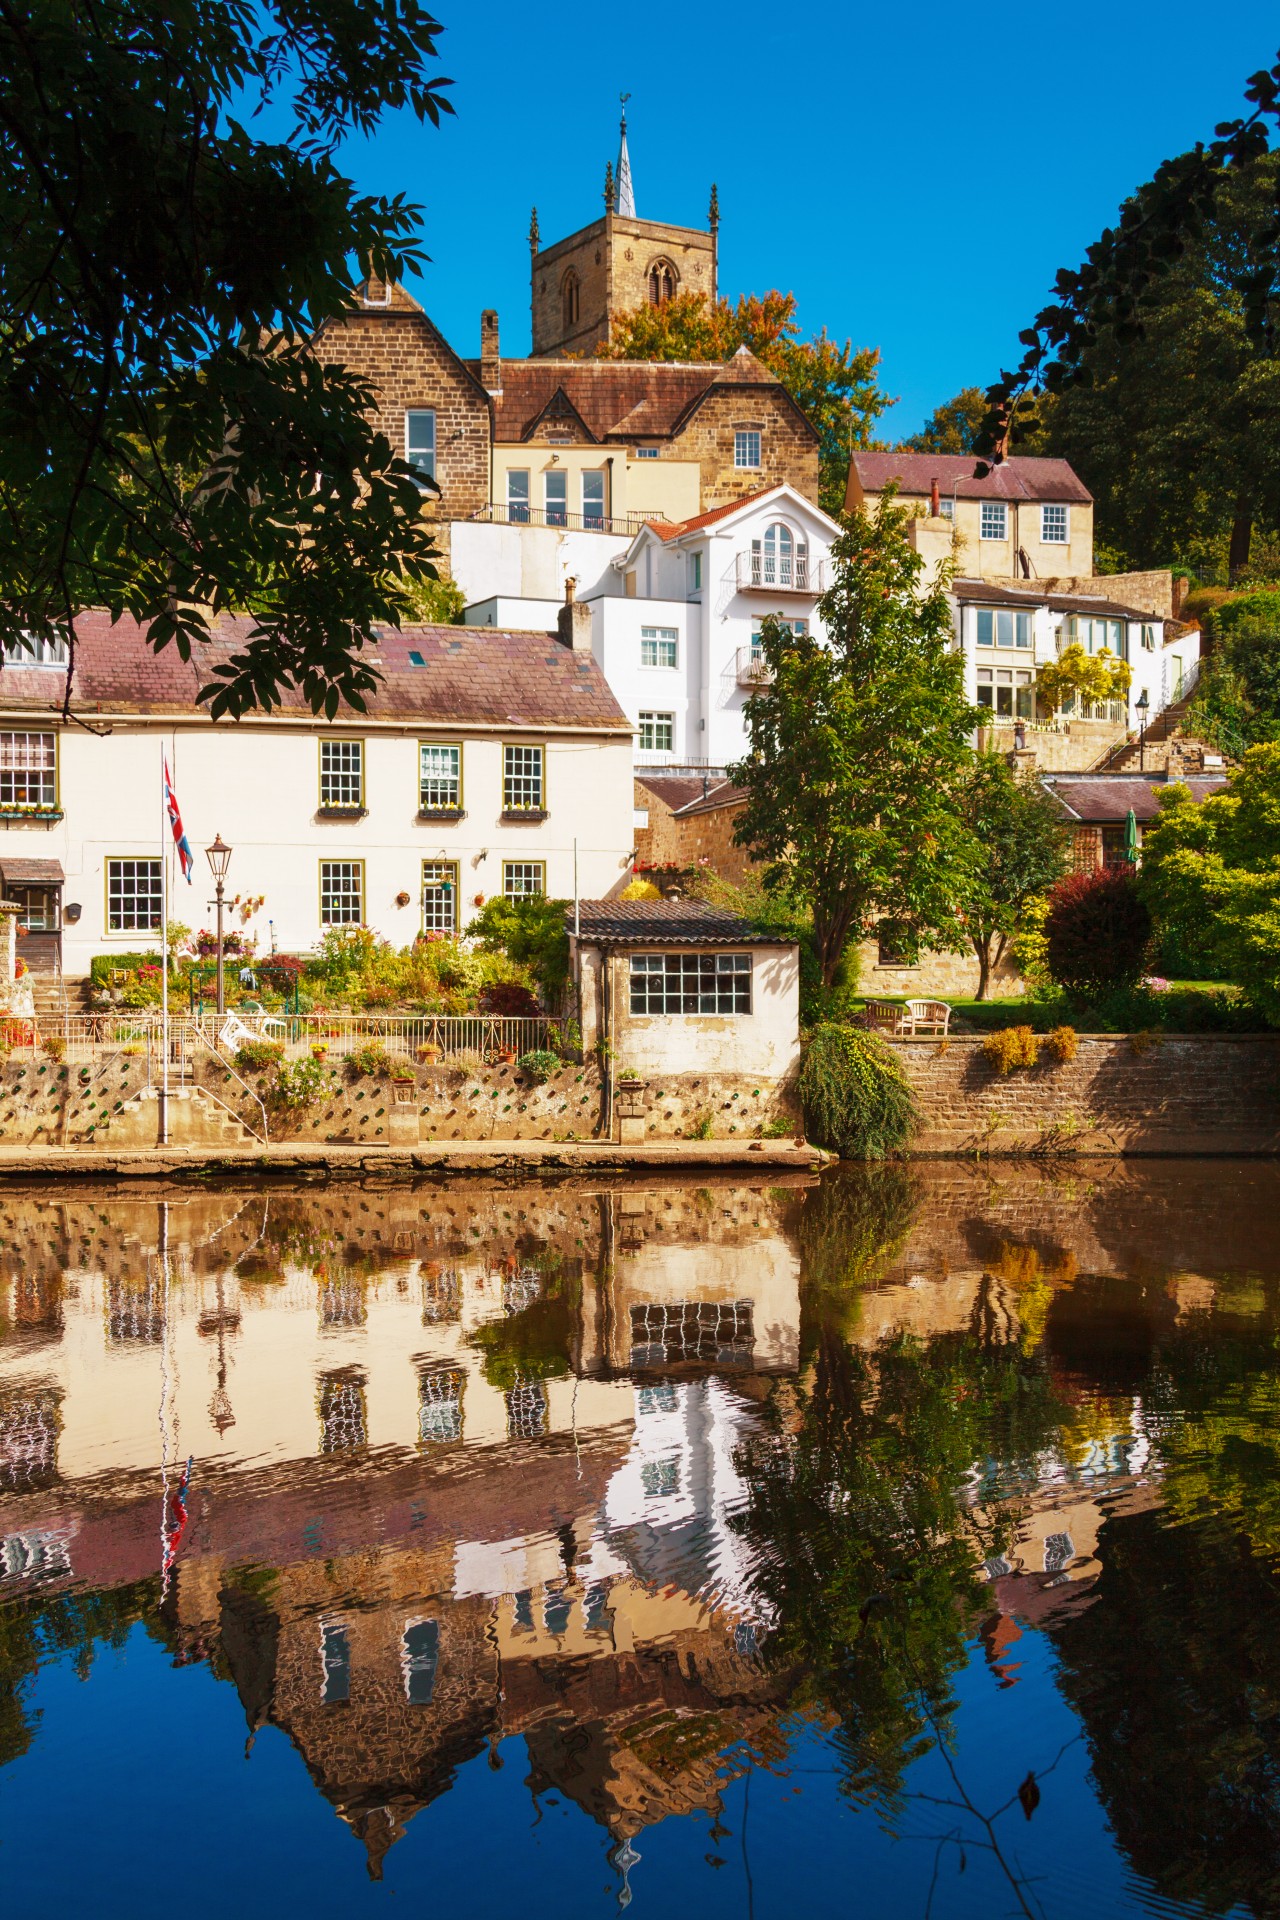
[163,1455,193,1575]
[163,757,194,882]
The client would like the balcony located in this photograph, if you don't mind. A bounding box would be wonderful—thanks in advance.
[735,550,825,594]
[472,504,649,537]
[735,645,772,687]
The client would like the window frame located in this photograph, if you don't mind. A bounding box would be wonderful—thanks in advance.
[979,500,1008,541]
[319,859,365,928]
[544,467,568,528]
[405,409,436,489]
[640,626,678,670]
[502,860,546,900]
[734,429,762,471]
[1040,502,1069,545]
[689,551,703,592]
[318,737,365,812]
[105,856,163,935]
[418,740,463,815]
[975,607,1033,650]
[581,468,606,529]
[421,860,459,935]
[506,468,530,523]
[637,711,675,755]
[502,742,546,815]
[628,951,753,1016]
[634,445,659,459]
[3,632,69,667]
[0,729,57,810]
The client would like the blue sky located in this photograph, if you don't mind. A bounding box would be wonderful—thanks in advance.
[337,3,1280,438]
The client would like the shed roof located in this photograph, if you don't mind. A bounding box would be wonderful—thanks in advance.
[571,901,786,946]
[852,452,1091,504]
[0,858,64,885]
[0,612,630,731]
[1043,775,1231,824]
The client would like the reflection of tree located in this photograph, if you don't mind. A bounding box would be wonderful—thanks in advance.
[0,1577,160,1766]
[794,1166,921,1357]
[737,1324,1068,1808]
[468,1268,580,1394]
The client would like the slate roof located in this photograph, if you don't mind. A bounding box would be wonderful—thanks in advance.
[635,772,728,812]
[468,349,816,446]
[674,782,747,818]
[0,858,64,885]
[571,901,786,946]
[1043,775,1231,824]
[852,452,1091,505]
[953,578,1158,622]
[0,610,630,731]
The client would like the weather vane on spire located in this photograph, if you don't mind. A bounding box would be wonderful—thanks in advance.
[615,93,635,218]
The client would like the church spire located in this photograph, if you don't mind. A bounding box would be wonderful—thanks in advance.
[615,93,635,219]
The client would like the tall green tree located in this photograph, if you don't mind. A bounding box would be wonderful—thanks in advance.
[727,493,979,986]
[598,290,888,516]
[957,756,1069,998]
[0,0,454,716]
[903,386,988,454]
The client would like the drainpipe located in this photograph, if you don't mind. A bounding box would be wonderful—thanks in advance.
[597,950,614,1141]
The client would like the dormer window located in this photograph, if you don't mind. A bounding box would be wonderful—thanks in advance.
[3,632,68,667]
[648,259,677,306]
[562,269,580,330]
[362,276,391,307]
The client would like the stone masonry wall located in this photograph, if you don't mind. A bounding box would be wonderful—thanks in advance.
[889,1034,1280,1156]
[679,388,819,510]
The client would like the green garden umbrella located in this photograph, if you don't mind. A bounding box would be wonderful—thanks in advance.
[1123,807,1139,864]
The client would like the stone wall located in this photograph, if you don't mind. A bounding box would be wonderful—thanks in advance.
[888,1034,1280,1156]
[679,387,819,510]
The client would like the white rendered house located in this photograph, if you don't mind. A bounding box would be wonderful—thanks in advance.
[465,483,842,771]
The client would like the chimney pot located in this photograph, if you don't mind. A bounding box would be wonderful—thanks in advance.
[557,581,592,653]
[930,477,941,518]
[480,309,501,394]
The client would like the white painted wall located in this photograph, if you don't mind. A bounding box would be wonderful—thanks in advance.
[450,519,629,606]
[0,719,634,974]
[953,600,1202,727]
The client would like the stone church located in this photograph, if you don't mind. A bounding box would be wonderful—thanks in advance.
[315,115,819,559]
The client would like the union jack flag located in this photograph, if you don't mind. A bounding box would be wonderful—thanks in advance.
[164,756,194,883]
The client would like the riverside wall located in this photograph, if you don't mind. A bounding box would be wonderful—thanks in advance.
[888,1034,1280,1156]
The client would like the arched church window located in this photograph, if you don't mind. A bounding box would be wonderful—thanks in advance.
[647,259,677,306]
[562,270,580,329]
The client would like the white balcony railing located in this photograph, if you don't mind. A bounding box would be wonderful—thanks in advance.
[735,550,824,594]
[735,645,772,687]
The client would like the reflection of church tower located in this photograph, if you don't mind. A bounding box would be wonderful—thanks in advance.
[528,103,718,358]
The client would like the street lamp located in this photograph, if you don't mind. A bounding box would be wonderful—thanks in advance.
[1136,688,1151,774]
[205,833,233,1014]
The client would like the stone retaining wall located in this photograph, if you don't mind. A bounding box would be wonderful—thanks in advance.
[889,1034,1280,1156]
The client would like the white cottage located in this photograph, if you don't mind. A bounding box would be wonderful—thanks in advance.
[0,612,635,978]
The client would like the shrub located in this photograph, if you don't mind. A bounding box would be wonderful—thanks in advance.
[1045,866,1152,994]
[41,1035,65,1062]
[798,1023,919,1160]
[516,1048,561,1085]
[478,980,541,1018]
[760,1114,794,1139]
[688,1111,714,1139]
[1043,1025,1079,1064]
[468,894,570,1002]
[271,1057,331,1110]
[620,878,661,900]
[349,1040,392,1077]
[234,1039,284,1073]
[982,1025,1040,1074]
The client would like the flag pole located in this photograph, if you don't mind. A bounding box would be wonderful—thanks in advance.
[160,744,169,1146]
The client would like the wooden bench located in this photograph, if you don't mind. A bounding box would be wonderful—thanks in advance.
[905,999,952,1035]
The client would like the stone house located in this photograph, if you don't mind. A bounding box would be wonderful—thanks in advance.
[0,609,634,977]
[848,451,1097,582]
[1041,771,1232,871]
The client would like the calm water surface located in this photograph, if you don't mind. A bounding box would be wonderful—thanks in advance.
[2,1162,1279,1918]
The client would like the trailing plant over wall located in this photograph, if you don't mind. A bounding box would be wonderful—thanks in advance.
[1043,1025,1080,1063]
[798,1024,919,1160]
[516,1049,560,1085]
[982,1025,1040,1074]
[1045,866,1152,994]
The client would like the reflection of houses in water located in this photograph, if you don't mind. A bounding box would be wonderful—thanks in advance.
[0,1383,61,1490]
[318,1368,368,1454]
[106,1273,164,1344]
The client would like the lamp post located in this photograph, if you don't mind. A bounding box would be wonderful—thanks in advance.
[1136,688,1150,774]
[205,833,232,1014]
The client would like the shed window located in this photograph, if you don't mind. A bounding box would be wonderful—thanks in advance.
[629,952,752,1014]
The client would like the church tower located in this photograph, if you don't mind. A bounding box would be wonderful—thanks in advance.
[528,105,718,358]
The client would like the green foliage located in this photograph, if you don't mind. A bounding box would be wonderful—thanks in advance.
[956,755,1069,997]
[302,925,527,1013]
[89,951,160,987]
[270,1056,332,1110]
[1185,589,1280,753]
[1036,642,1132,712]
[1140,747,1280,1023]
[467,893,569,1003]
[982,1024,1040,1073]
[234,1039,285,1073]
[0,0,454,715]
[515,1048,561,1084]
[467,1271,578,1392]
[729,493,980,987]
[400,571,466,624]
[597,288,888,515]
[689,868,860,1025]
[687,1111,714,1140]
[1045,866,1153,994]
[902,386,988,454]
[798,1024,919,1160]
[348,1040,392,1077]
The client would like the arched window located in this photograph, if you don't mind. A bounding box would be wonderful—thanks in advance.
[562,270,580,330]
[647,259,677,306]
[753,522,808,589]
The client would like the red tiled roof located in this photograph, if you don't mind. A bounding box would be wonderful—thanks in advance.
[647,486,784,542]
[852,452,1091,505]
[1043,776,1231,824]
[0,611,630,731]
[467,356,816,446]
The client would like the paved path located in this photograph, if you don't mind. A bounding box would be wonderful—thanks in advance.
[0,1138,826,1182]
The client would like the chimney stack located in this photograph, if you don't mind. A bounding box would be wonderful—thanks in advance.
[558,576,593,653]
[930,476,941,519]
[480,310,501,394]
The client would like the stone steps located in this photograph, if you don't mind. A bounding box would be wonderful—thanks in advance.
[74,1084,261,1149]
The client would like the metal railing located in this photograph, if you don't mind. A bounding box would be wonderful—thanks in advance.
[735,645,772,687]
[473,504,648,537]
[23,1009,567,1069]
[735,551,824,594]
